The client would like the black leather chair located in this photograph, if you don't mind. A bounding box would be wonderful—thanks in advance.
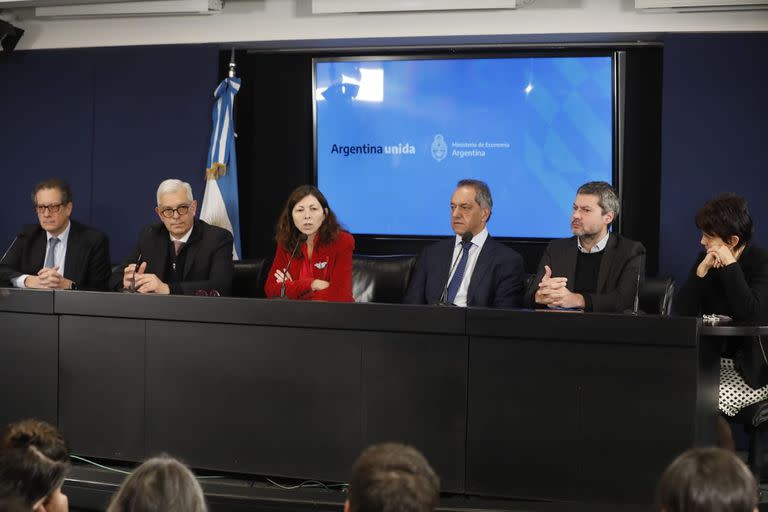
[352,254,417,303]
[638,276,675,316]
[232,258,269,298]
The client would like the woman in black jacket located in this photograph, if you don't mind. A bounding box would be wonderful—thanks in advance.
[676,193,768,449]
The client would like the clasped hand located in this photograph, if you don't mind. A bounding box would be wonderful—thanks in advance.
[25,266,73,289]
[534,265,585,309]
[123,261,170,294]
[696,245,736,277]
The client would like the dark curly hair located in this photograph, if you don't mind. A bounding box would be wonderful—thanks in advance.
[695,193,753,249]
[0,419,70,508]
[275,185,342,258]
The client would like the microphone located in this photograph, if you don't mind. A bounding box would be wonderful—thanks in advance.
[438,232,473,306]
[0,228,29,265]
[280,233,307,298]
[631,271,641,315]
[129,253,142,293]
[630,253,645,315]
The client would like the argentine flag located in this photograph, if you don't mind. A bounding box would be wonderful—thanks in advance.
[200,75,242,259]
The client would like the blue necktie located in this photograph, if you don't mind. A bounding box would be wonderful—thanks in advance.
[446,240,472,304]
[44,237,60,268]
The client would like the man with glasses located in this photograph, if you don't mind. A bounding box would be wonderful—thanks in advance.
[109,178,233,295]
[0,179,111,290]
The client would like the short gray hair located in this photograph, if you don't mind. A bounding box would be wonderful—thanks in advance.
[577,181,619,216]
[457,179,493,210]
[156,179,194,205]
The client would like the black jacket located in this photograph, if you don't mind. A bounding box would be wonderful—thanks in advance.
[403,236,524,308]
[524,234,646,312]
[0,220,111,291]
[675,245,768,388]
[109,219,234,296]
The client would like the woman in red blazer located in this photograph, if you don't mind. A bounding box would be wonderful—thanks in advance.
[265,185,355,302]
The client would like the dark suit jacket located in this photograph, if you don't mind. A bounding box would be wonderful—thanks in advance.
[524,234,646,313]
[0,220,111,291]
[675,245,768,388]
[403,236,524,308]
[109,219,234,296]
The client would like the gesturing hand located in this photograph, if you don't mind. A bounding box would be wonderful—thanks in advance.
[123,261,148,290]
[534,265,568,306]
[274,269,293,283]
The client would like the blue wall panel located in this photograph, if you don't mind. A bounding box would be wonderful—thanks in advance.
[0,49,95,244]
[0,45,219,263]
[90,45,218,260]
[659,33,768,285]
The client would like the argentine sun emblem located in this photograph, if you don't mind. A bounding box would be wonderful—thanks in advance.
[431,134,448,162]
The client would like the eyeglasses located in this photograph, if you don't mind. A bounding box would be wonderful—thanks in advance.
[35,203,64,214]
[159,204,191,218]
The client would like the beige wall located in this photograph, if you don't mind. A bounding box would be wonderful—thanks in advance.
[8,0,768,51]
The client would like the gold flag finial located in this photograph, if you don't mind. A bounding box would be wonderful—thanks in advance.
[205,162,227,180]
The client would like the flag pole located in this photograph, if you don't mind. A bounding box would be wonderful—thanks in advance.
[228,48,236,78]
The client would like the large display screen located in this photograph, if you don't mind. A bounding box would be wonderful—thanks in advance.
[314,55,614,238]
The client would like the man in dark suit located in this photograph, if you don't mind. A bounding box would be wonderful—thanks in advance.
[403,179,524,308]
[110,179,234,295]
[524,181,645,312]
[0,179,111,291]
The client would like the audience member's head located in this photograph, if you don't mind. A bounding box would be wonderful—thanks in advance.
[0,493,35,512]
[346,442,439,512]
[695,193,753,250]
[656,447,758,512]
[106,454,207,512]
[0,419,70,512]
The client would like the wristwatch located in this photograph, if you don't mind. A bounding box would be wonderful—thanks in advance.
[70,281,78,290]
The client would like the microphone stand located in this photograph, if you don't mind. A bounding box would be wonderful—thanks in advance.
[279,234,306,298]
[630,253,645,315]
[125,253,142,293]
[0,231,24,265]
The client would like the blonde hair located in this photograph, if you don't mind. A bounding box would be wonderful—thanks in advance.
[107,455,207,512]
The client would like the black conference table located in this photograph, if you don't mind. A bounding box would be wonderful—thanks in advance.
[0,288,714,505]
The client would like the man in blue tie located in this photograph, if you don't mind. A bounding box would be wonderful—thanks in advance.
[403,179,524,308]
[0,179,111,290]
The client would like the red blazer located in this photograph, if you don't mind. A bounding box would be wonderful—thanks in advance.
[265,231,355,302]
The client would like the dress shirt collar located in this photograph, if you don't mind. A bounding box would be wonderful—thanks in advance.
[577,232,609,254]
[46,220,71,244]
[455,227,489,250]
[170,225,193,244]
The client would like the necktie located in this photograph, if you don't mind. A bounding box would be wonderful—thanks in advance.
[173,240,185,256]
[44,237,60,268]
[446,240,472,304]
